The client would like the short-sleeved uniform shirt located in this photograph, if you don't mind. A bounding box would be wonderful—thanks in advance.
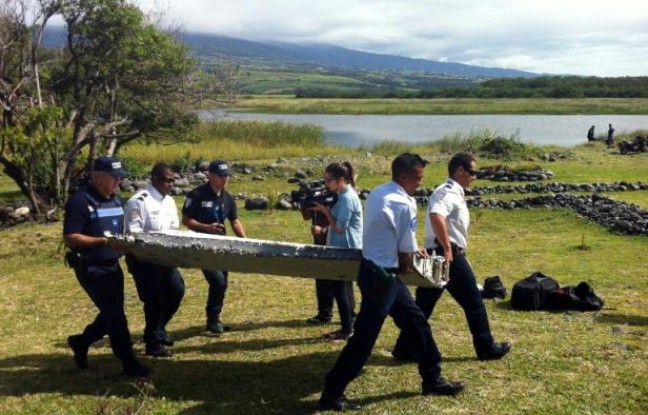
[424,178,469,250]
[63,186,124,262]
[328,185,363,249]
[362,181,419,269]
[125,184,179,233]
[181,183,237,235]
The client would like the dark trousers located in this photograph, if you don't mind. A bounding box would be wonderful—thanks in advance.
[126,255,185,346]
[332,280,355,333]
[202,269,228,321]
[315,278,334,319]
[73,261,135,364]
[316,279,356,322]
[393,247,495,358]
[322,259,442,399]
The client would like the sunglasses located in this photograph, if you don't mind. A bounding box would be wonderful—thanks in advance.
[159,177,175,183]
[464,167,478,177]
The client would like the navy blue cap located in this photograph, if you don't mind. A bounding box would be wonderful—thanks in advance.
[93,156,128,178]
[208,159,231,176]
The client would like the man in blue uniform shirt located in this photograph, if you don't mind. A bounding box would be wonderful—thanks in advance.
[392,152,511,362]
[63,157,150,377]
[182,159,247,334]
[318,153,465,412]
[125,162,185,358]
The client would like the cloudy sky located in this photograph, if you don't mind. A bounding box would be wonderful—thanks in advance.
[138,0,648,77]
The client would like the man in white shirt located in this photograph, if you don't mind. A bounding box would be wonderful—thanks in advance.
[125,163,185,358]
[318,153,465,412]
[392,152,510,362]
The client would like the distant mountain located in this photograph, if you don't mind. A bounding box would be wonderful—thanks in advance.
[43,26,536,79]
[182,32,537,78]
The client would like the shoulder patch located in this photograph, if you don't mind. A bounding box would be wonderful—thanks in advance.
[410,217,417,231]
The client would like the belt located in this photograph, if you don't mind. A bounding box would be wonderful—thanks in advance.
[452,245,466,255]
[432,239,466,255]
[361,258,400,275]
[85,258,120,266]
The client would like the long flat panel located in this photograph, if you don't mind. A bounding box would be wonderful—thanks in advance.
[109,230,437,288]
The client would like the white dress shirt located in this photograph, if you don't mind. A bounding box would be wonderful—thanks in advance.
[425,178,469,250]
[125,184,179,233]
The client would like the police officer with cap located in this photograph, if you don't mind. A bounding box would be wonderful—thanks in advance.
[392,152,511,362]
[125,162,185,358]
[318,153,465,412]
[63,156,150,377]
[182,159,247,334]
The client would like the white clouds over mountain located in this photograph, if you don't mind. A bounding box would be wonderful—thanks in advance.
[137,0,648,76]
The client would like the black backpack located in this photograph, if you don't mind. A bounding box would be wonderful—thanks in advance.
[510,272,560,310]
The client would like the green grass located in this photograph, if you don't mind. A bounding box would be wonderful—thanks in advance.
[0,146,647,414]
[235,97,648,114]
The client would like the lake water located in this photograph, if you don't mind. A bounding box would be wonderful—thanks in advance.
[198,111,648,148]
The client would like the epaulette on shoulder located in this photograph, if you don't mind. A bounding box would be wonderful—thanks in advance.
[136,192,149,202]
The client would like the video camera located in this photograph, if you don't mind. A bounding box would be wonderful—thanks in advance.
[289,178,338,210]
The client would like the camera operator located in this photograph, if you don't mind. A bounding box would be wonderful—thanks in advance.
[308,161,361,341]
[301,203,336,325]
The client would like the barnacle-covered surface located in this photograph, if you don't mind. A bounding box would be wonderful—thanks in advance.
[110,230,436,287]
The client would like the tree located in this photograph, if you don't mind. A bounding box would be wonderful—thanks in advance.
[0,0,236,218]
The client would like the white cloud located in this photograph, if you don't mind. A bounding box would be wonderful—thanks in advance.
[136,0,648,76]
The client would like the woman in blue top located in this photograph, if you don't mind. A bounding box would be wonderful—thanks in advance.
[310,161,363,341]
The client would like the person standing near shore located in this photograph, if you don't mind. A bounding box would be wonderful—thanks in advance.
[606,124,615,146]
[587,125,595,142]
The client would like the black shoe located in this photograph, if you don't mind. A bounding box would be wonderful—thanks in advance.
[306,315,332,325]
[422,377,466,396]
[123,360,151,378]
[161,334,174,347]
[318,394,361,411]
[477,341,511,361]
[67,334,89,369]
[145,344,173,358]
[206,321,231,334]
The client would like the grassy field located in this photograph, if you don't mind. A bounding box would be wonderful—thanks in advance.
[0,142,646,414]
[234,97,648,115]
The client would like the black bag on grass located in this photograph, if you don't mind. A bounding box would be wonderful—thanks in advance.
[510,272,560,310]
[544,282,604,311]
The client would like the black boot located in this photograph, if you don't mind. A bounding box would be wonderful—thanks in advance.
[318,394,361,411]
[67,334,89,370]
[123,359,151,377]
[145,343,173,358]
[206,317,230,334]
[477,341,511,361]
[422,377,466,396]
